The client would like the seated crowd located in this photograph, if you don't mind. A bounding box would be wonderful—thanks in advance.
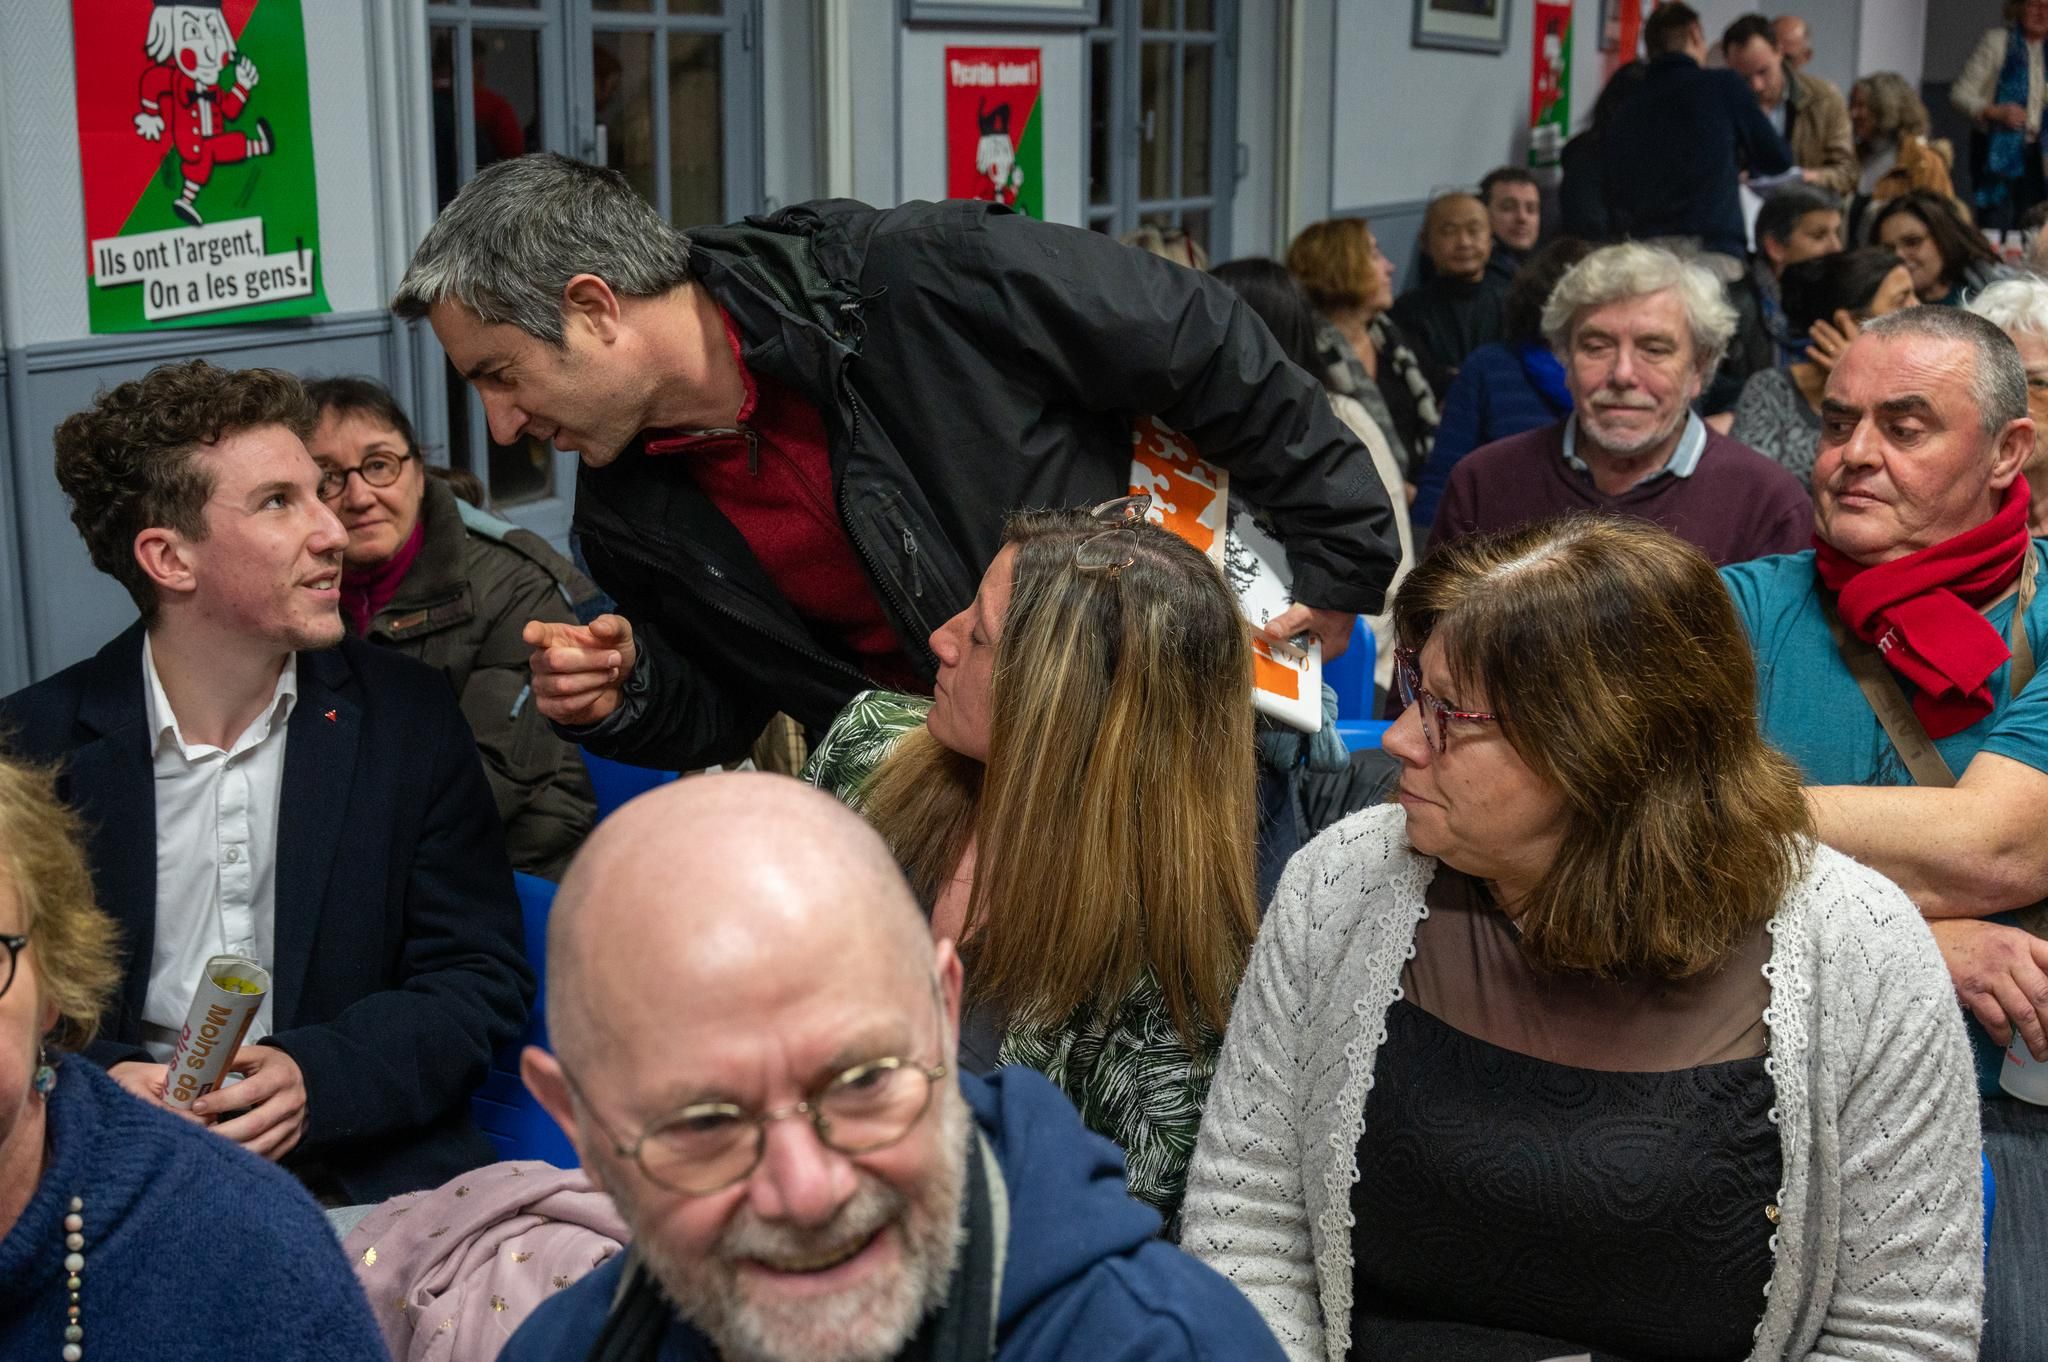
[5,6,2048,1358]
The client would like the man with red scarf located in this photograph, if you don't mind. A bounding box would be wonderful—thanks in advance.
[1721,306,2048,1361]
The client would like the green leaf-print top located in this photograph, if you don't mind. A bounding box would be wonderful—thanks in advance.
[803,691,1219,1222]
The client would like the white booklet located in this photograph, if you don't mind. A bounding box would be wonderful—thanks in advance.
[1128,416,1323,733]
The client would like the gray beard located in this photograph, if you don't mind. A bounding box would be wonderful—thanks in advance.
[602,1087,972,1362]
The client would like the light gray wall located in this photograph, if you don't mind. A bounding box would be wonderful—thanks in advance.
[763,0,823,210]
[1856,0,1927,83]
[1230,0,1281,259]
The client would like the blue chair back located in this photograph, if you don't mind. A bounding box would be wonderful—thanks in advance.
[1322,617,1377,721]
[1984,1149,1996,1262]
[470,871,580,1168]
[581,748,679,822]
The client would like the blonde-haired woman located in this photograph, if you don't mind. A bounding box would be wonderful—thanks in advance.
[1183,517,1983,1361]
[1288,217,1440,485]
[0,753,387,1359]
[806,502,1258,1221]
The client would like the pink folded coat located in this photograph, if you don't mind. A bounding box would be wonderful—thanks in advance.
[345,1161,631,1362]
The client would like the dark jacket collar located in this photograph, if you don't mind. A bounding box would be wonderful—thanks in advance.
[67,623,364,1031]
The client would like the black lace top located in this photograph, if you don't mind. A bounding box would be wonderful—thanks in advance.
[1349,999,1780,1361]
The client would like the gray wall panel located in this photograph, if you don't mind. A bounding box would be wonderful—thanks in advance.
[12,315,394,683]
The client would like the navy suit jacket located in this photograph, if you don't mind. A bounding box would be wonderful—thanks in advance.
[0,624,535,1203]
[1600,51,1794,257]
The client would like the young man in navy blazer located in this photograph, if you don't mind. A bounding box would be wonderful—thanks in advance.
[0,360,533,1203]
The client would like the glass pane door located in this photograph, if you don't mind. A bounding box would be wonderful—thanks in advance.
[426,0,571,519]
[1087,0,1235,262]
[585,2,755,229]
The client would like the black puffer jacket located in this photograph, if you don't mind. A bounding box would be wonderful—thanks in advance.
[573,198,1400,769]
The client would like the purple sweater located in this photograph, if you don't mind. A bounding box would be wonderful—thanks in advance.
[1427,419,1812,566]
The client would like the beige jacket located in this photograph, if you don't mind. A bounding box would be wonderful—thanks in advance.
[1786,70,1857,198]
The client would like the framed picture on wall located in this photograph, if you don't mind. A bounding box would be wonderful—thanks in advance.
[1412,0,1513,55]
[904,0,1094,26]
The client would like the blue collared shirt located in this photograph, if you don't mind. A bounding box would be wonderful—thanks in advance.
[1562,409,1709,484]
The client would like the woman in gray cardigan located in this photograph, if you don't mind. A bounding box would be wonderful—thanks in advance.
[1182,516,1984,1362]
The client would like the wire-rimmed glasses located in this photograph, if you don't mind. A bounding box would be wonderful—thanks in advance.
[1394,645,1498,754]
[0,932,23,1003]
[316,452,417,503]
[566,998,953,1197]
[1077,492,1153,574]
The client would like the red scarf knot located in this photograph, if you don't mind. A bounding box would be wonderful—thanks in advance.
[1813,477,2034,740]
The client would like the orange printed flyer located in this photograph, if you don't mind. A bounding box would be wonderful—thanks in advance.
[1129,416,1323,733]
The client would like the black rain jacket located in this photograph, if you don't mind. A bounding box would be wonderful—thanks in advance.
[572,198,1399,769]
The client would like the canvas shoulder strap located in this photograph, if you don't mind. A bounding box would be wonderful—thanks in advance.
[1817,547,2040,791]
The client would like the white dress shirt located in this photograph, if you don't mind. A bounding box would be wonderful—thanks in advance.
[139,635,297,1060]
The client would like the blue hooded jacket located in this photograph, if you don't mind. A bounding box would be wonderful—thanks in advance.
[500,1067,1285,1361]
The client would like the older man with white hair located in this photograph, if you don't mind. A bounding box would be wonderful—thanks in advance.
[1429,241,1810,564]
[1722,305,2048,1360]
[504,772,1286,1362]
[1972,275,2048,535]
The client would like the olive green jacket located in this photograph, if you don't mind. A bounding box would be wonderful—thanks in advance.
[365,478,599,879]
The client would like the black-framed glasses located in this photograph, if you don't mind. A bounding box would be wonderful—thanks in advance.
[1077,493,1153,575]
[1394,645,1498,754]
[316,452,416,502]
[566,997,952,1197]
[0,932,24,1004]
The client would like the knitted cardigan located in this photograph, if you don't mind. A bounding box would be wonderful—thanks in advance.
[0,1057,388,1362]
[1181,805,1985,1362]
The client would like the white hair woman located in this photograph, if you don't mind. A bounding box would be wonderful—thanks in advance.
[1970,275,2048,532]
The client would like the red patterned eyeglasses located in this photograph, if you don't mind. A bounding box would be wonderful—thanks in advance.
[1394,646,1498,753]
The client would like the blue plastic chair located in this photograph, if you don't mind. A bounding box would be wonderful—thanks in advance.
[580,748,679,823]
[1328,619,1394,753]
[470,871,580,1168]
[1984,1149,1996,1262]
[1322,617,1376,720]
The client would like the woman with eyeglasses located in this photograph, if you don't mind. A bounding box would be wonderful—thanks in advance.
[1183,516,1985,1362]
[804,503,1258,1223]
[305,376,598,879]
[0,752,388,1360]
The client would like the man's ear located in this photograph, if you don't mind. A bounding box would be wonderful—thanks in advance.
[1760,236,1786,272]
[133,526,198,602]
[561,274,624,344]
[522,1045,599,1168]
[1992,416,2034,490]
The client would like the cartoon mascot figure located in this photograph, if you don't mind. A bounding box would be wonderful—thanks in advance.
[974,99,1024,208]
[134,0,277,227]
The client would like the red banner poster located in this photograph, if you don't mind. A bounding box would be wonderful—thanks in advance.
[1530,1,1572,167]
[945,47,1043,219]
[71,0,328,333]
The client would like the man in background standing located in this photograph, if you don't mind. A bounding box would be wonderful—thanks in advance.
[1723,13,1857,198]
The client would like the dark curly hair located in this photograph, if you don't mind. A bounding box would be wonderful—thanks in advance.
[54,360,316,622]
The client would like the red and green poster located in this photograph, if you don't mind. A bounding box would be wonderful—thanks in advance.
[72,0,327,334]
[1529,1,1573,168]
[945,47,1042,219]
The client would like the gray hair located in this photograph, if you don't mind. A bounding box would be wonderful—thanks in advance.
[1861,306,2029,434]
[393,153,694,345]
[1541,242,1739,376]
[1969,276,2048,343]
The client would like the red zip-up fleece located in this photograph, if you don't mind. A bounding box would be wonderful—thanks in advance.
[643,307,923,693]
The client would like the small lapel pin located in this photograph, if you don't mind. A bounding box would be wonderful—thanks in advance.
[323,709,338,723]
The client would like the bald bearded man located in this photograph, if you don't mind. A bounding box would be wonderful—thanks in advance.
[506,774,1284,1362]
